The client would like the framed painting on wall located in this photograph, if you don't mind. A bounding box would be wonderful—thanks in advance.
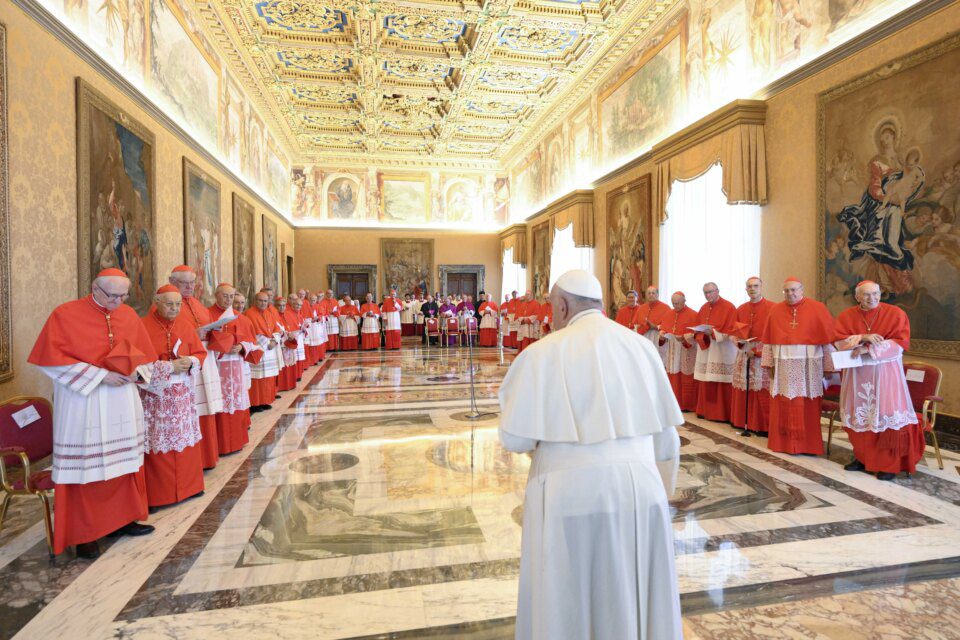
[606,174,652,316]
[183,158,221,306]
[531,221,551,300]
[380,174,430,224]
[381,238,433,297]
[76,78,157,315]
[232,194,256,304]
[0,23,11,382]
[262,215,278,293]
[819,33,960,359]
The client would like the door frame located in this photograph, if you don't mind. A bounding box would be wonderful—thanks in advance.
[328,264,378,299]
[438,264,485,296]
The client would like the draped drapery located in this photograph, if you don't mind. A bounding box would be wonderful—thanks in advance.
[652,100,768,224]
[499,225,528,266]
[549,190,595,248]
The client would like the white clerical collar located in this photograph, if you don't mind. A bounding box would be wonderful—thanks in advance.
[568,308,603,327]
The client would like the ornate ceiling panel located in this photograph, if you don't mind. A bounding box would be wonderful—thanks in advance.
[196,0,679,168]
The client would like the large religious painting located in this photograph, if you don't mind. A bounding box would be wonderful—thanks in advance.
[325,174,363,221]
[232,194,255,304]
[599,17,687,165]
[381,238,433,297]
[76,78,156,315]
[261,216,278,292]
[266,141,288,209]
[0,23,11,382]
[607,175,652,316]
[819,33,960,359]
[444,178,481,223]
[531,222,551,301]
[380,174,429,224]
[182,158,220,306]
[493,176,510,224]
[149,0,219,146]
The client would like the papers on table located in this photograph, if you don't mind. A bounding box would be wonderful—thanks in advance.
[11,405,41,429]
[687,324,713,333]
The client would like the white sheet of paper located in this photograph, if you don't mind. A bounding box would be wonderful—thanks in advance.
[905,369,926,383]
[11,405,41,429]
[172,338,182,357]
[830,349,863,370]
[661,333,676,341]
[687,324,713,333]
[199,315,237,333]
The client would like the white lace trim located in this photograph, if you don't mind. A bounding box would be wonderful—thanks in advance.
[763,344,825,399]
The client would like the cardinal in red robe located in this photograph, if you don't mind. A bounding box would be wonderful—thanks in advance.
[761,277,836,455]
[321,291,341,352]
[660,292,699,411]
[835,281,923,479]
[504,293,521,349]
[28,268,155,558]
[615,291,641,329]
[276,297,301,391]
[360,293,382,350]
[730,278,776,434]
[339,297,361,350]
[244,292,281,410]
[633,287,671,363]
[687,283,738,423]
[208,283,256,454]
[477,293,500,347]
[381,290,403,350]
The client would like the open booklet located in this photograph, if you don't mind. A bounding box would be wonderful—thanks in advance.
[687,324,713,333]
[198,312,237,334]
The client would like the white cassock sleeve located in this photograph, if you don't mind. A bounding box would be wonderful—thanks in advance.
[499,430,537,453]
[653,426,680,497]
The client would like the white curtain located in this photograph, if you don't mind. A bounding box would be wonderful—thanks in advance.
[501,247,527,300]
[658,163,761,306]
[550,224,595,289]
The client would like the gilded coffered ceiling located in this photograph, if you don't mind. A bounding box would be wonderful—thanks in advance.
[195,0,679,169]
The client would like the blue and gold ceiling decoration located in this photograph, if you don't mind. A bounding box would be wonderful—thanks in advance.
[200,0,679,164]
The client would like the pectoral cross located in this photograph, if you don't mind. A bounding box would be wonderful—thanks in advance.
[789,309,799,330]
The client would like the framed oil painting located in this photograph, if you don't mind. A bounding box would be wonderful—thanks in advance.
[183,158,221,306]
[607,174,652,316]
[381,238,433,297]
[531,221,551,301]
[262,215,278,292]
[599,17,687,165]
[0,23,11,382]
[819,33,960,359]
[380,174,429,224]
[76,78,157,315]
[232,194,256,304]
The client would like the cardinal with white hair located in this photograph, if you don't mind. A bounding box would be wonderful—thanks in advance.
[498,269,683,640]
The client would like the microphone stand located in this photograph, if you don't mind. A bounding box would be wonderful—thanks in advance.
[465,316,497,421]
[740,344,752,437]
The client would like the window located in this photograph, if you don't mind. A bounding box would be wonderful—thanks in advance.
[549,224,595,289]
[658,163,761,306]
[501,247,527,300]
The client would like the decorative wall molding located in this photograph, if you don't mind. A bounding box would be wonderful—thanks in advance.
[327,264,378,299]
[0,23,12,383]
[438,264,486,296]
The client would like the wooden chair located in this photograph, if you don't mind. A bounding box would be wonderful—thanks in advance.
[822,382,843,454]
[445,317,461,347]
[903,361,944,469]
[0,397,55,555]
[425,318,441,351]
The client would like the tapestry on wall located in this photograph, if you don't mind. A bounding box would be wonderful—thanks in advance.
[262,216,278,293]
[607,174,652,316]
[232,194,256,304]
[819,33,960,359]
[76,78,157,315]
[531,222,551,301]
[381,238,433,297]
[183,159,220,306]
[0,23,11,382]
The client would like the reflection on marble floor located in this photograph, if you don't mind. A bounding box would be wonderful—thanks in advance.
[3,346,960,639]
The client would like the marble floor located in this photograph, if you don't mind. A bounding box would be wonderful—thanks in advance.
[3,342,960,639]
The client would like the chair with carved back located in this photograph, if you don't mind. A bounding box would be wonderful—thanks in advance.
[903,361,944,469]
[425,318,441,351]
[463,316,478,347]
[0,396,55,554]
[445,317,461,347]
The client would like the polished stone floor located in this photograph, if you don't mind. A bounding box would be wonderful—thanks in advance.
[3,342,960,639]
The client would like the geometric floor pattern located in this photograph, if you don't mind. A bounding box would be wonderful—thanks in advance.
[2,343,960,639]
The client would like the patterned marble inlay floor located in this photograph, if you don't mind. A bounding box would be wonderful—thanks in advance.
[2,343,960,639]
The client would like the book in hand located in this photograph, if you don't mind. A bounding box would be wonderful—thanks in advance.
[199,314,237,333]
[687,324,713,333]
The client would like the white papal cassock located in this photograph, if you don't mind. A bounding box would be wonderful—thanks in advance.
[498,309,683,640]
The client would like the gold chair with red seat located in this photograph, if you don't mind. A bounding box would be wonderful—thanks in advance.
[0,396,55,554]
[903,361,944,470]
[822,382,842,455]
[425,317,441,350]
[463,316,479,347]
[445,317,461,348]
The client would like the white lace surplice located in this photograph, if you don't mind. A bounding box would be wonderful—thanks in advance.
[665,337,696,376]
[693,333,738,383]
[139,359,203,454]
[839,341,918,433]
[762,344,826,399]
[732,344,769,392]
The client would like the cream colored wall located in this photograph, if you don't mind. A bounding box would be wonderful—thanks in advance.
[293,229,502,298]
[762,2,960,413]
[0,2,294,401]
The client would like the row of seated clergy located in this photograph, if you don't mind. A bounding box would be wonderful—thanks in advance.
[501,291,553,352]
[616,276,930,482]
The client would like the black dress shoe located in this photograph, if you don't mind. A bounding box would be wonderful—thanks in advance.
[76,541,100,559]
[877,472,896,481]
[844,459,866,472]
[108,522,155,537]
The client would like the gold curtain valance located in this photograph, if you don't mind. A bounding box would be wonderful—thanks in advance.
[545,190,595,248]
[499,224,528,265]
[652,100,768,224]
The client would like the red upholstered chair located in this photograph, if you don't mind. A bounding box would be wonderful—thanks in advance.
[463,317,478,346]
[903,361,944,469]
[0,397,55,554]
[425,318,441,350]
[445,317,461,347]
[823,382,843,454]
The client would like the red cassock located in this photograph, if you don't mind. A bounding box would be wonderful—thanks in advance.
[693,298,738,423]
[208,303,254,454]
[322,299,340,351]
[339,304,361,351]
[297,305,317,366]
[731,299,775,432]
[633,301,671,334]
[232,311,259,428]
[539,302,553,336]
[313,302,328,361]
[278,308,302,390]
[835,304,925,473]
[520,301,543,352]
[359,302,382,350]
[505,298,520,349]
[141,311,207,508]
[381,297,402,350]
[660,306,699,411]
[477,301,500,347]
[28,296,155,553]
[615,305,640,329]
[244,307,279,407]
[178,297,219,469]
[760,299,836,455]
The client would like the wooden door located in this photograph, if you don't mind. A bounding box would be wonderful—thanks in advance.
[336,273,370,300]
[447,273,477,299]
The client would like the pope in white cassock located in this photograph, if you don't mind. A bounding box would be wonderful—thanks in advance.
[498,269,684,640]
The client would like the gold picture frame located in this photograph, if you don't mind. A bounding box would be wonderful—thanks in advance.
[0,23,11,382]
